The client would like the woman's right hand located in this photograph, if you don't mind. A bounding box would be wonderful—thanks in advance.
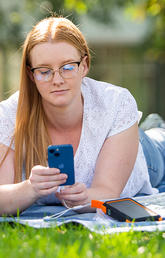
[28,165,68,198]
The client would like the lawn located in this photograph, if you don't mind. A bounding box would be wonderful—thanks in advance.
[0,223,164,257]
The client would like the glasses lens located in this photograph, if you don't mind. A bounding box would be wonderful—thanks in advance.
[60,63,79,79]
[34,68,52,82]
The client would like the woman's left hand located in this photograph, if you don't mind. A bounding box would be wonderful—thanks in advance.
[56,182,88,207]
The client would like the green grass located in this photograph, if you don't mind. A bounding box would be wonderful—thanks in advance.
[0,223,165,257]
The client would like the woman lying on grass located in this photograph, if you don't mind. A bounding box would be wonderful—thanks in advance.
[0,16,165,216]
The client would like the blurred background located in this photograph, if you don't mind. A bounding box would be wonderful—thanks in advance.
[0,0,165,120]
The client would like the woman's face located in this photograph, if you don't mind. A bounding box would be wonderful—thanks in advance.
[29,41,88,109]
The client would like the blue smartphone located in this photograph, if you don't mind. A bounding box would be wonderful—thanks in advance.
[47,144,75,186]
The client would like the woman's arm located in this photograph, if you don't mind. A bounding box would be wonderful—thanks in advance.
[0,145,67,215]
[88,121,139,199]
[56,122,139,206]
[0,145,36,215]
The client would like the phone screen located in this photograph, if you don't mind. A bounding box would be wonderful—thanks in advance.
[106,199,156,219]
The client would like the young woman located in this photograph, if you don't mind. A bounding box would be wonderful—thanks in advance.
[0,16,163,215]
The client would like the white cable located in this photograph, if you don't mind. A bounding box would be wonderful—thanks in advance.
[43,202,89,221]
[44,207,73,221]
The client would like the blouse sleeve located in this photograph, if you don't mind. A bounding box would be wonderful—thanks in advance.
[0,92,18,149]
[108,88,139,137]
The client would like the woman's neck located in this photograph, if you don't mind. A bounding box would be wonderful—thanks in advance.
[43,95,83,132]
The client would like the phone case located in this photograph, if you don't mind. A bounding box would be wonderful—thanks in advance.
[48,144,75,186]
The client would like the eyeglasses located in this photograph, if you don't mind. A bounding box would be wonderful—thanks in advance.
[31,61,82,82]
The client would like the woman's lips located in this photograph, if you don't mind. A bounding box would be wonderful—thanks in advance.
[51,89,69,94]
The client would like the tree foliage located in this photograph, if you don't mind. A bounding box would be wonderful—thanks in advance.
[0,0,164,54]
[124,0,165,61]
[0,0,164,97]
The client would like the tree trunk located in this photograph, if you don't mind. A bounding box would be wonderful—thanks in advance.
[1,46,10,100]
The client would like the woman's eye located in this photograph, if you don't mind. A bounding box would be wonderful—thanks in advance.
[62,64,75,71]
[40,69,51,75]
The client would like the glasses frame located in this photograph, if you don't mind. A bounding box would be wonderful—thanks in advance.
[30,60,82,81]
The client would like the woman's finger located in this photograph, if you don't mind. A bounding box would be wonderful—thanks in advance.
[31,166,60,175]
[39,186,60,196]
[30,173,68,183]
[57,189,88,202]
[34,178,67,190]
[60,183,86,195]
[59,192,87,201]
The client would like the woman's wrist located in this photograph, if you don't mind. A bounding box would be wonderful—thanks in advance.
[24,179,41,202]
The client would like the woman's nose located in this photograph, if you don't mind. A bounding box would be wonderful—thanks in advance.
[52,70,64,84]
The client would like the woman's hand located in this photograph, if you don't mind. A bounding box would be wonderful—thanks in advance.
[28,165,68,198]
[56,182,88,207]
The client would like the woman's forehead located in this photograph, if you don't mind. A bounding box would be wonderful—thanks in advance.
[30,41,81,66]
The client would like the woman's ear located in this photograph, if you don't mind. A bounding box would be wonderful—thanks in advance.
[81,55,89,77]
[26,66,35,82]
